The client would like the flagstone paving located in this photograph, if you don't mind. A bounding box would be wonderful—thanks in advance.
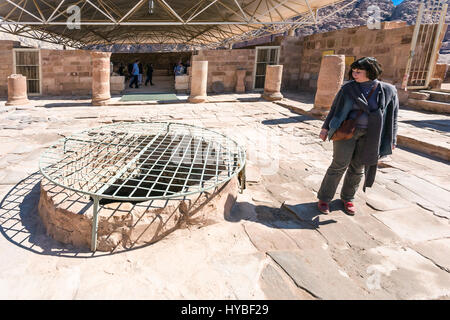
[0,95,449,299]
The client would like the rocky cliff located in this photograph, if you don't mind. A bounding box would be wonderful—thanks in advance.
[293,0,449,54]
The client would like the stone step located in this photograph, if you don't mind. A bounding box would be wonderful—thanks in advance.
[406,98,450,114]
[397,125,450,162]
[419,90,450,103]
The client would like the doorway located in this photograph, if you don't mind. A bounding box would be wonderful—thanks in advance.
[111,52,191,99]
[253,46,280,90]
[14,49,41,95]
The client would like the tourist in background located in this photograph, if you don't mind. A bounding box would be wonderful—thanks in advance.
[145,63,154,86]
[127,62,133,80]
[317,57,399,216]
[129,59,140,89]
[118,63,125,77]
[174,61,184,76]
[138,62,143,85]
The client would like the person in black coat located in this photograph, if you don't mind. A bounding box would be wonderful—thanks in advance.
[118,63,124,77]
[145,63,154,86]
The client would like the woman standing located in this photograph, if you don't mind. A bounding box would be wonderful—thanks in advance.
[317,57,399,215]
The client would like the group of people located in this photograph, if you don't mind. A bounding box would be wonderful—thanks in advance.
[124,59,154,89]
[116,59,190,89]
[173,61,189,76]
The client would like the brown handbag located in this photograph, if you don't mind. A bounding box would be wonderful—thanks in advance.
[331,83,378,141]
[331,110,363,141]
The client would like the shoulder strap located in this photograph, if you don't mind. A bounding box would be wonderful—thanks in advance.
[357,82,379,117]
[366,82,379,100]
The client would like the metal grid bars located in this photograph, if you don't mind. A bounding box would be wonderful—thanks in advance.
[0,0,349,48]
[39,122,246,202]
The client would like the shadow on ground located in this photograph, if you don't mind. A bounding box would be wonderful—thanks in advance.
[42,102,92,108]
[226,200,337,230]
[0,172,190,258]
[261,115,315,125]
[0,172,98,257]
[402,119,450,132]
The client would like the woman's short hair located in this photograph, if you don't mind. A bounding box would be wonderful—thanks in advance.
[348,57,383,80]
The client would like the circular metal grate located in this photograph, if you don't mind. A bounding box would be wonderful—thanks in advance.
[39,122,246,202]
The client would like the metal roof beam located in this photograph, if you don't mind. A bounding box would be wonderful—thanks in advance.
[5,0,44,22]
[157,0,185,23]
[186,0,219,23]
[46,0,65,23]
[117,0,146,23]
[85,0,117,23]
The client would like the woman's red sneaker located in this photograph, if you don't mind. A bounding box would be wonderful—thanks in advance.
[342,200,356,215]
[317,200,330,214]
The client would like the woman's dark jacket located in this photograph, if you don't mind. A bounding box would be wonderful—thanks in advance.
[321,80,399,189]
[322,80,399,156]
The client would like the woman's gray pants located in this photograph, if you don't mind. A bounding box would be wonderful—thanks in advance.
[317,128,367,203]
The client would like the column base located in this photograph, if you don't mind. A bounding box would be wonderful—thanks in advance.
[235,86,245,94]
[310,106,330,118]
[262,92,283,101]
[91,98,110,106]
[188,95,207,103]
[6,98,29,106]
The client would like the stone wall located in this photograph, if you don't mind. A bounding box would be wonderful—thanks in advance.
[192,49,255,93]
[279,36,304,90]
[41,49,92,96]
[297,22,417,91]
[297,22,449,92]
[0,41,15,97]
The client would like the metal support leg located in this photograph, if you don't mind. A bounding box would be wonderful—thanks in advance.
[238,164,246,193]
[91,196,100,252]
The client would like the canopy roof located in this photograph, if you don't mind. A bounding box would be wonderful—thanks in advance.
[0,0,351,48]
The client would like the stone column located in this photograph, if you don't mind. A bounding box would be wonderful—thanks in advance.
[311,55,345,116]
[235,69,246,93]
[262,65,283,101]
[188,61,208,103]
[6,74,29,106]
[90,51,111,106]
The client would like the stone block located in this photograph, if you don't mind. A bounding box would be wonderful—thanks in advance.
[409,91,430,100]
[401,34,412,45]
[382,21,407,29]
[326,39,335,48]
[433,63,447,80]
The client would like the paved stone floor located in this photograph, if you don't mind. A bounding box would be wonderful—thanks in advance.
[0,95,449,299]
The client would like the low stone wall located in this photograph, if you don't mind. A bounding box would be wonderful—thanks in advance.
[38,177,239,252]
[175,74,189,93]
[110,76,125,95]
[193,49,255,93]
[295,21,448,91]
